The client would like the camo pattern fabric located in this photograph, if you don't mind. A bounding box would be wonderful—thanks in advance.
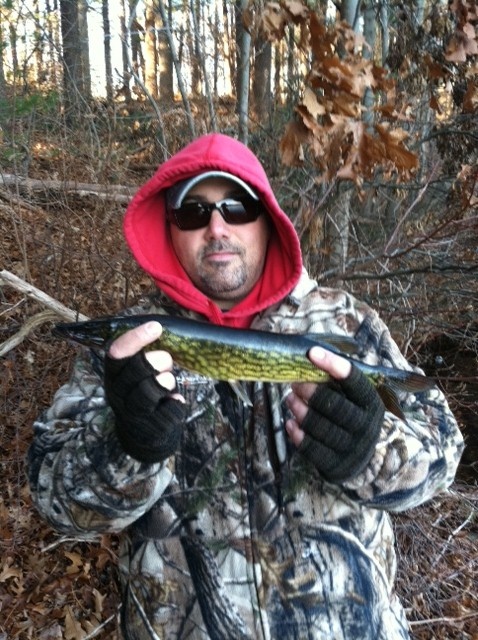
[28,269,464,640]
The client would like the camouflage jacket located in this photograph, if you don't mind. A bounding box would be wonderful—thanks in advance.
[28,271,464,640]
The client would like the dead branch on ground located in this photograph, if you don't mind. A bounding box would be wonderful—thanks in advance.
[0,269,89,356]
[0,173,136,203]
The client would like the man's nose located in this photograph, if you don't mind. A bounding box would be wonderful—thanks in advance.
[206,208,230,237]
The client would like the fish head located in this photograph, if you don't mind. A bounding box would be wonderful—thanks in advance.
[53,320,109,348]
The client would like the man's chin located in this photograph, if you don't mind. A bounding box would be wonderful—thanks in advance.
[200,275,246,297]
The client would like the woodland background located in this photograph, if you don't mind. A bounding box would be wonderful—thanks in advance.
[0,0,477,638]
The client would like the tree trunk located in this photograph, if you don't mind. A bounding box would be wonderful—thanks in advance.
[322,0,361,270]
[274,39,282,105]
[380,1,389,65]
[235,0,251,143]
[144,0,158,98]
[189,0,217,130]
[119,0,132,100]
[416,0,426,26]
[187,0,201,97]
[286,24,294,105]
[223,0,235,94]
[129,0,144,84]
[252,32,272,127]
[8,21,19,81]
[362,0,375,122]
[102,0,114,102]
[323,187,352,277]
[341,0,360,30]
[157,0,195,137]
[59,0,83,120]
[46,0,60,90]
[0,12,7,104]
[157,3,174,102]
[32,0,45,87]
[213,4,219,94]
[78,0,91,100]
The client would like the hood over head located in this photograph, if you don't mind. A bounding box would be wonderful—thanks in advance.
[124,133,303,327]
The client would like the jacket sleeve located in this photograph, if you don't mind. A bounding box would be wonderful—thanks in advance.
[27,350,173,538]
[342,313,464,511]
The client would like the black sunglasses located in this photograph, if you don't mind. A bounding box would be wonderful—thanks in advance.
[167,196,262,231]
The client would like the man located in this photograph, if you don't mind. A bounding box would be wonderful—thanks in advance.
[28,133,463,640]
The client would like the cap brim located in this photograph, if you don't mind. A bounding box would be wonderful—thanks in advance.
[168,171,259,209]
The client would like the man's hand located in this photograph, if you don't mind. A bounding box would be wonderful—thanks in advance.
[285,346,385,482]
[105,321,187,463]
[108,321,184,398]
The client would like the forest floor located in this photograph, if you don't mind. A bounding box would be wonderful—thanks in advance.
[1,133,477,639]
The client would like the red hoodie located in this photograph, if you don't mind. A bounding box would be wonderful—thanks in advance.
[123,133,303,328]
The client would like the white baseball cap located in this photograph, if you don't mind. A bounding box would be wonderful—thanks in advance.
[167,171,259,209]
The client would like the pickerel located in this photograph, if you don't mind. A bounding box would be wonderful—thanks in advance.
[53,314,434,416]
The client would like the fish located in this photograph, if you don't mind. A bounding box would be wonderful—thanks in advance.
[53,314,435,416]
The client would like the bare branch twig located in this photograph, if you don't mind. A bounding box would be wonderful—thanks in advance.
[0,270,89,321]
[0,310,60,357]
[0,269,89,356]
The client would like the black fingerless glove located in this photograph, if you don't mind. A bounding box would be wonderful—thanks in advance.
[104,350,187,463]
[298,365,385,482]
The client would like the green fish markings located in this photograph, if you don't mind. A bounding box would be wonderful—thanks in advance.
[54,314,435,417]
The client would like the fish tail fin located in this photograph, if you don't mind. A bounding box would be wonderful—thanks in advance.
[377,369,435,420]
[387,369,435,393]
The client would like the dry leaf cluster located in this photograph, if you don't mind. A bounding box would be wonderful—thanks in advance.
[246,0,477,193]
[250,3,419,187]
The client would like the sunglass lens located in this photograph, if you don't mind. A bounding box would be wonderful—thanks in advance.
[170,197,260,230]
[222,198,259,224]
[174,202,209,230]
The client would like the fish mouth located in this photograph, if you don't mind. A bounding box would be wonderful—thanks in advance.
[52,323,73,338]
[53,323,106,347]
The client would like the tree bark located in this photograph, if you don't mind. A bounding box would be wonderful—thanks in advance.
[362,0,375,122]
[78,0,91,99]
[157,2,174,101]
[144,0,158,99]
[158,0,195,137]
[223,0,235,94]
[0,11,7,104]
[119,0,132,100]
[45,0,60,89]
[341,0,361,30]
[190,0,217,130]
[235,0,251,143]
[379,1,389,65]
[102,0,114,102]
[59,0,84,120]
[252,32,272,127]
[189,0,202,96]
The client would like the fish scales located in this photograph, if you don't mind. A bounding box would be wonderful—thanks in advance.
[158,330,324,382]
